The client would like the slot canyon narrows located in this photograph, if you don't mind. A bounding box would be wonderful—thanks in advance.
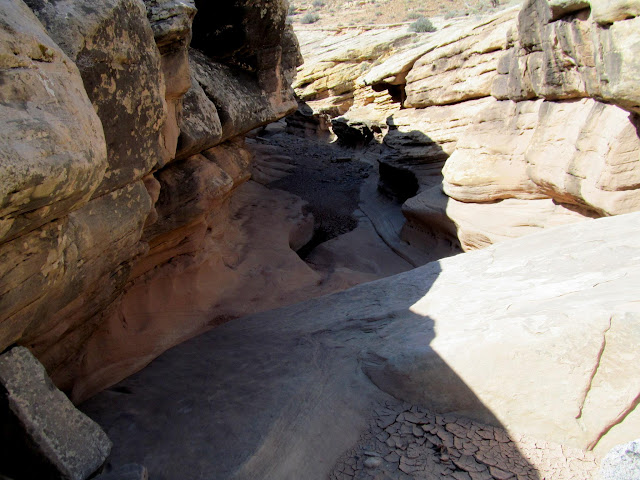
[1,0,639,479]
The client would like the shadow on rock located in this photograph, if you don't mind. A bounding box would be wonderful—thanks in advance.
[80,257,541,479]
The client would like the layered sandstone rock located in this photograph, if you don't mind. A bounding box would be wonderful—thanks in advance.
[0,0,152,376]
[0,0,107,245]
[404,10,518,108]
[294,26,419,114]
[0,0,305,399]
[144,0,197,163]
[293,0,640,252]
[25,0,171,193]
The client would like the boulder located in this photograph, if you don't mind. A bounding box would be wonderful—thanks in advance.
[331,117,374,146]
[0,347,111,480]
[175,73,224,161]
[25,0,169,194]
[176,32,299,161]
[175,0,300,160]
[0,0,107,244]
[144,0,196,48]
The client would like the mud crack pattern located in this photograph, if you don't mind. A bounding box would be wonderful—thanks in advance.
[331,401,599,480]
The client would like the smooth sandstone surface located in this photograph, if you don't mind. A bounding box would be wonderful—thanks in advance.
[83,213,640,479]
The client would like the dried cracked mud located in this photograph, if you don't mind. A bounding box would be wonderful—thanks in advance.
[332,402,599,480]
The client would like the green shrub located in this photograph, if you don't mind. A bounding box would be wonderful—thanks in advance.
[406,12,423,20]
[301,12,320,24]
[409,16,436,32]
[288,3,296,14]
[312,0,325,7]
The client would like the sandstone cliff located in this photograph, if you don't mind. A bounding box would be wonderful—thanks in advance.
[0,0,303,401]
[295,0,640,252]
[2,0,639,477]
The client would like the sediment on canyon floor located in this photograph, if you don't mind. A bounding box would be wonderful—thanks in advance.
[1,0,640,479]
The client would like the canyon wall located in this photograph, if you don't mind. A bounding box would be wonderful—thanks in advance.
[0,0,303,401]
[2,0,639,406]
[295,0,640,251]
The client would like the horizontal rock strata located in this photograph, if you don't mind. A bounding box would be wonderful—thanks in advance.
[293,0,640,252]
[0,0,306,399]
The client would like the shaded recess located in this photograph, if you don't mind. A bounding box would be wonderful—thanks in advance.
[191,2,247,64]
[378,162,419,202]
[191,0,287,73]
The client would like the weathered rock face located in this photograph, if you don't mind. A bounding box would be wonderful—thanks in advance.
[144,0,197,163]
[293,0,640,252]
[0,0,107,245]
[0,0,151,370]
[25,0,171,194]
[404,10,518,108]
[0,0,303,398]
[495,0,640,113]
[294,26,418,114]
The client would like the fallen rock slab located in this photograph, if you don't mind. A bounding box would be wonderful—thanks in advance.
[0,347,111,480]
